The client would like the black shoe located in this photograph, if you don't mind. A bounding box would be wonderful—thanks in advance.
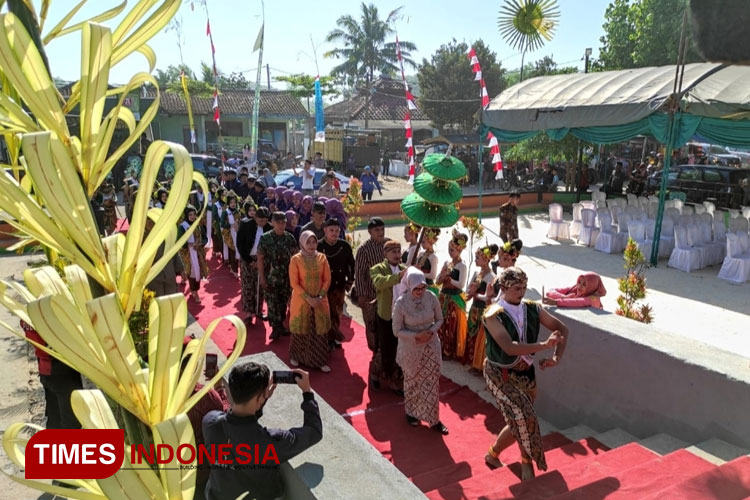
[431,421,449,435]
[369,377,381,390]
[269,330,280,341]
[406,415,419,427]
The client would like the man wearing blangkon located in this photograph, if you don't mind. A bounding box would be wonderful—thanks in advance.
[203,363,323,500]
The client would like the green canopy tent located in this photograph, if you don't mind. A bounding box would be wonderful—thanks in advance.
[480,62,750,265]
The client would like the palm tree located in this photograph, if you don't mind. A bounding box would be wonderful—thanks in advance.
[325,3,416,128]
[498,0,560,82]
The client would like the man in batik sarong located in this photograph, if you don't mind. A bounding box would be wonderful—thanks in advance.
[258,212,299,340]
[482,267,568,481]
[237,206,272,323]
[220,191,241,278]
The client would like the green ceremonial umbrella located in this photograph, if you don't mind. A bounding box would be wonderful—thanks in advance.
[401,193,459,228]
[413,172,463,205]
[421,153,468,181]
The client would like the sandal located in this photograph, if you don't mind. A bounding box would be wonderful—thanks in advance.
[320,365,331,373]
[520,459,535,481]
[431,422,449,435]
[485,454,503,470]
[405,415,419,427]
[289,358,299,367]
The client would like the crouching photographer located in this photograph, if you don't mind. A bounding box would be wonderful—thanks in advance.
[203,362,323,500]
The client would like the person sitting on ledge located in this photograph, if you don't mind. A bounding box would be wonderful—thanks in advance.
[203,362,323,500]
[543,272,607,309]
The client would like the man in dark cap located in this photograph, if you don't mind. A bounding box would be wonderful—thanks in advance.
[499,191,521,243]
[238,206,273,323]
[354,217,389,384]
[318,218,355,348]
[250,177,266,206]
[223,167,241,193]
[300,201,327,241]
[369,239,406,391]
[236,172,251,199]
[257,211,299,340]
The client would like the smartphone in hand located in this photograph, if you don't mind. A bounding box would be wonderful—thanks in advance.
[273,370,302,384]
[205,353,218,376]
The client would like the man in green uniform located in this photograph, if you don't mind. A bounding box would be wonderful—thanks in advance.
[258,211,299,340]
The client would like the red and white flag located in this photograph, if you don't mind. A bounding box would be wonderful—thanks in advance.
[468,47,491,108]
[487,131,503,178]
[212,89,220,126]
[397,35,417,183]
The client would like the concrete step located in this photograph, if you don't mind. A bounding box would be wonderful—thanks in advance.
[593,428,639,449]
[685,438,750,465]
[640,455,750,500]
[637,433,690,455]
[559,424,598,442]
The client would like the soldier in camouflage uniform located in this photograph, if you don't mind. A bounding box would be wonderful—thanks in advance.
[258,211,299,340]
[499,191,520,243]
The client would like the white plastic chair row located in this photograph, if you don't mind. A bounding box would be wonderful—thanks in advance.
[547,203,570,240]
[578,208,599,247]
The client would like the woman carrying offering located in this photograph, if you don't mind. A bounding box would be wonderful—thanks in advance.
[288,231,333,373]
[435,231,468,360]
[544,273,606,309]
[483,267,568,481]
[220,191,241,278]
[463,244,498,370]
[178,205,209,303]
[392,269,449,434]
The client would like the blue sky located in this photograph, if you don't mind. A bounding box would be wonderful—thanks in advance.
[43,0,612,87]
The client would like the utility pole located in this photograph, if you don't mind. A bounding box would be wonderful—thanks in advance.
[266,64,271,90]
[575,49,592,202]
[584,48,592,73]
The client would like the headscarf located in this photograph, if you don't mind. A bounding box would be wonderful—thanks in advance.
[265,187,276,198]
[283,189,295,204]
[556,273,607,298]
[300,195,313,214]
[298,230,318,259]
[285,210,297,230]
[274,186,286,199]
[325,198,347,226]
[292,191,303,207]
[406,269,427,292]
[317,196,329,204]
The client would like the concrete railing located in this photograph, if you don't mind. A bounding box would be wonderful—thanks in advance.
[236,351,426,500]
[534,307,750,448]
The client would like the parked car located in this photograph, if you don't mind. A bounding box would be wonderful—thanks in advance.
[708,154,742,168]
[159,154,222,181]
[274,168,350,193]
[258,140,278,161]
[646,164,750,208]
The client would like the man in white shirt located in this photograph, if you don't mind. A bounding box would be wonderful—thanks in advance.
[298,159,315,196]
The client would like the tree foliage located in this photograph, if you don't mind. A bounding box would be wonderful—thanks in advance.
[616,238,653,323]
[199,61,252,89]
[597,0,703,70]
[275,74,339,110]
[417,39,506,132]
[503,133,583,164]
[504,55,577,87]
[155,64,195,88]
[325,3,416,88]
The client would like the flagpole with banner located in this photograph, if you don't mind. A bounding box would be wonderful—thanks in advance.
[468,46,491,220]
[394,33,417,184]
[180,70,197,152]
[311,36,325,144]
[203,1,222,154]
[249,2,265,170]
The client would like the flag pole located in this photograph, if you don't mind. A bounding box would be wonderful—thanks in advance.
[249,0,265,171]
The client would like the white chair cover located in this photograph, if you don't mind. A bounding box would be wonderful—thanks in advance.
[627,193,638,207]
[578,208,599,247]
[673,199,684,213]
[657,217,675,258]
[615,213,631,251]
[648,200,659,219]
[728,208,741,219]
[665,207,680,223]
[739,232,750,255]
[596,208,610,229]
[714,209,727,227]
[718,233,750,283]
[547,203,570,240]
[686,223,708,268]
[730,217,749,234]
[628,220,652,258]
[682,205,695,216]
[678,214,693,226]
[700,222,725,266]
[595,200,608,210]
[693,204,706,215]
[742,206,750,219]
[581,200,595,211]
[638,196,649,210]
[610,205,622,224]
[669,225,702,272]
[595,214,619,254]
[665,199,676,209]
[570,203,583,239]
[714,218,727,243]
[606,199,618,210]
[703,201,716,215]
[699,212,713,226]
[592,191,606,204]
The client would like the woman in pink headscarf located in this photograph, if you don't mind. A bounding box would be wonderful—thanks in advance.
[544,273,606,309]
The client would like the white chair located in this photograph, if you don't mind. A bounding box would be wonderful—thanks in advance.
[627,193,639,207]
[596,208,610,229]
[578,208,599,247]
[595,200,608,210]
[610,205,622,224]
[686,223,709,268]
[718,233,750,283]
[656,217,675,258]
[606,199,619,210]
[570,203,583,239]
[703,201,716,215]
[714,209,727,228]
[638,196,649,211]
[628,220,652,258]
[700,222,725,266]
[678,214,693,227]
[615,213,631,251]
[742,206,750,220]
[714,218,727,243]
[728,208,741,218]
[665,207,680,224]
[592,191,606,204]
[547,203,570,240]
[730,217,749,234]
[669,225,703,272]
[581,200,595,211]
[699,212,713,226]
[665,199,677,209]
[595,214,619,254]
[693,204,707,215]
[683,205,695,216]
[648,200,659,219]
[673,199,684,213]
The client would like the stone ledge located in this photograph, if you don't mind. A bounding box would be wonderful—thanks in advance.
[238,351,426,500]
